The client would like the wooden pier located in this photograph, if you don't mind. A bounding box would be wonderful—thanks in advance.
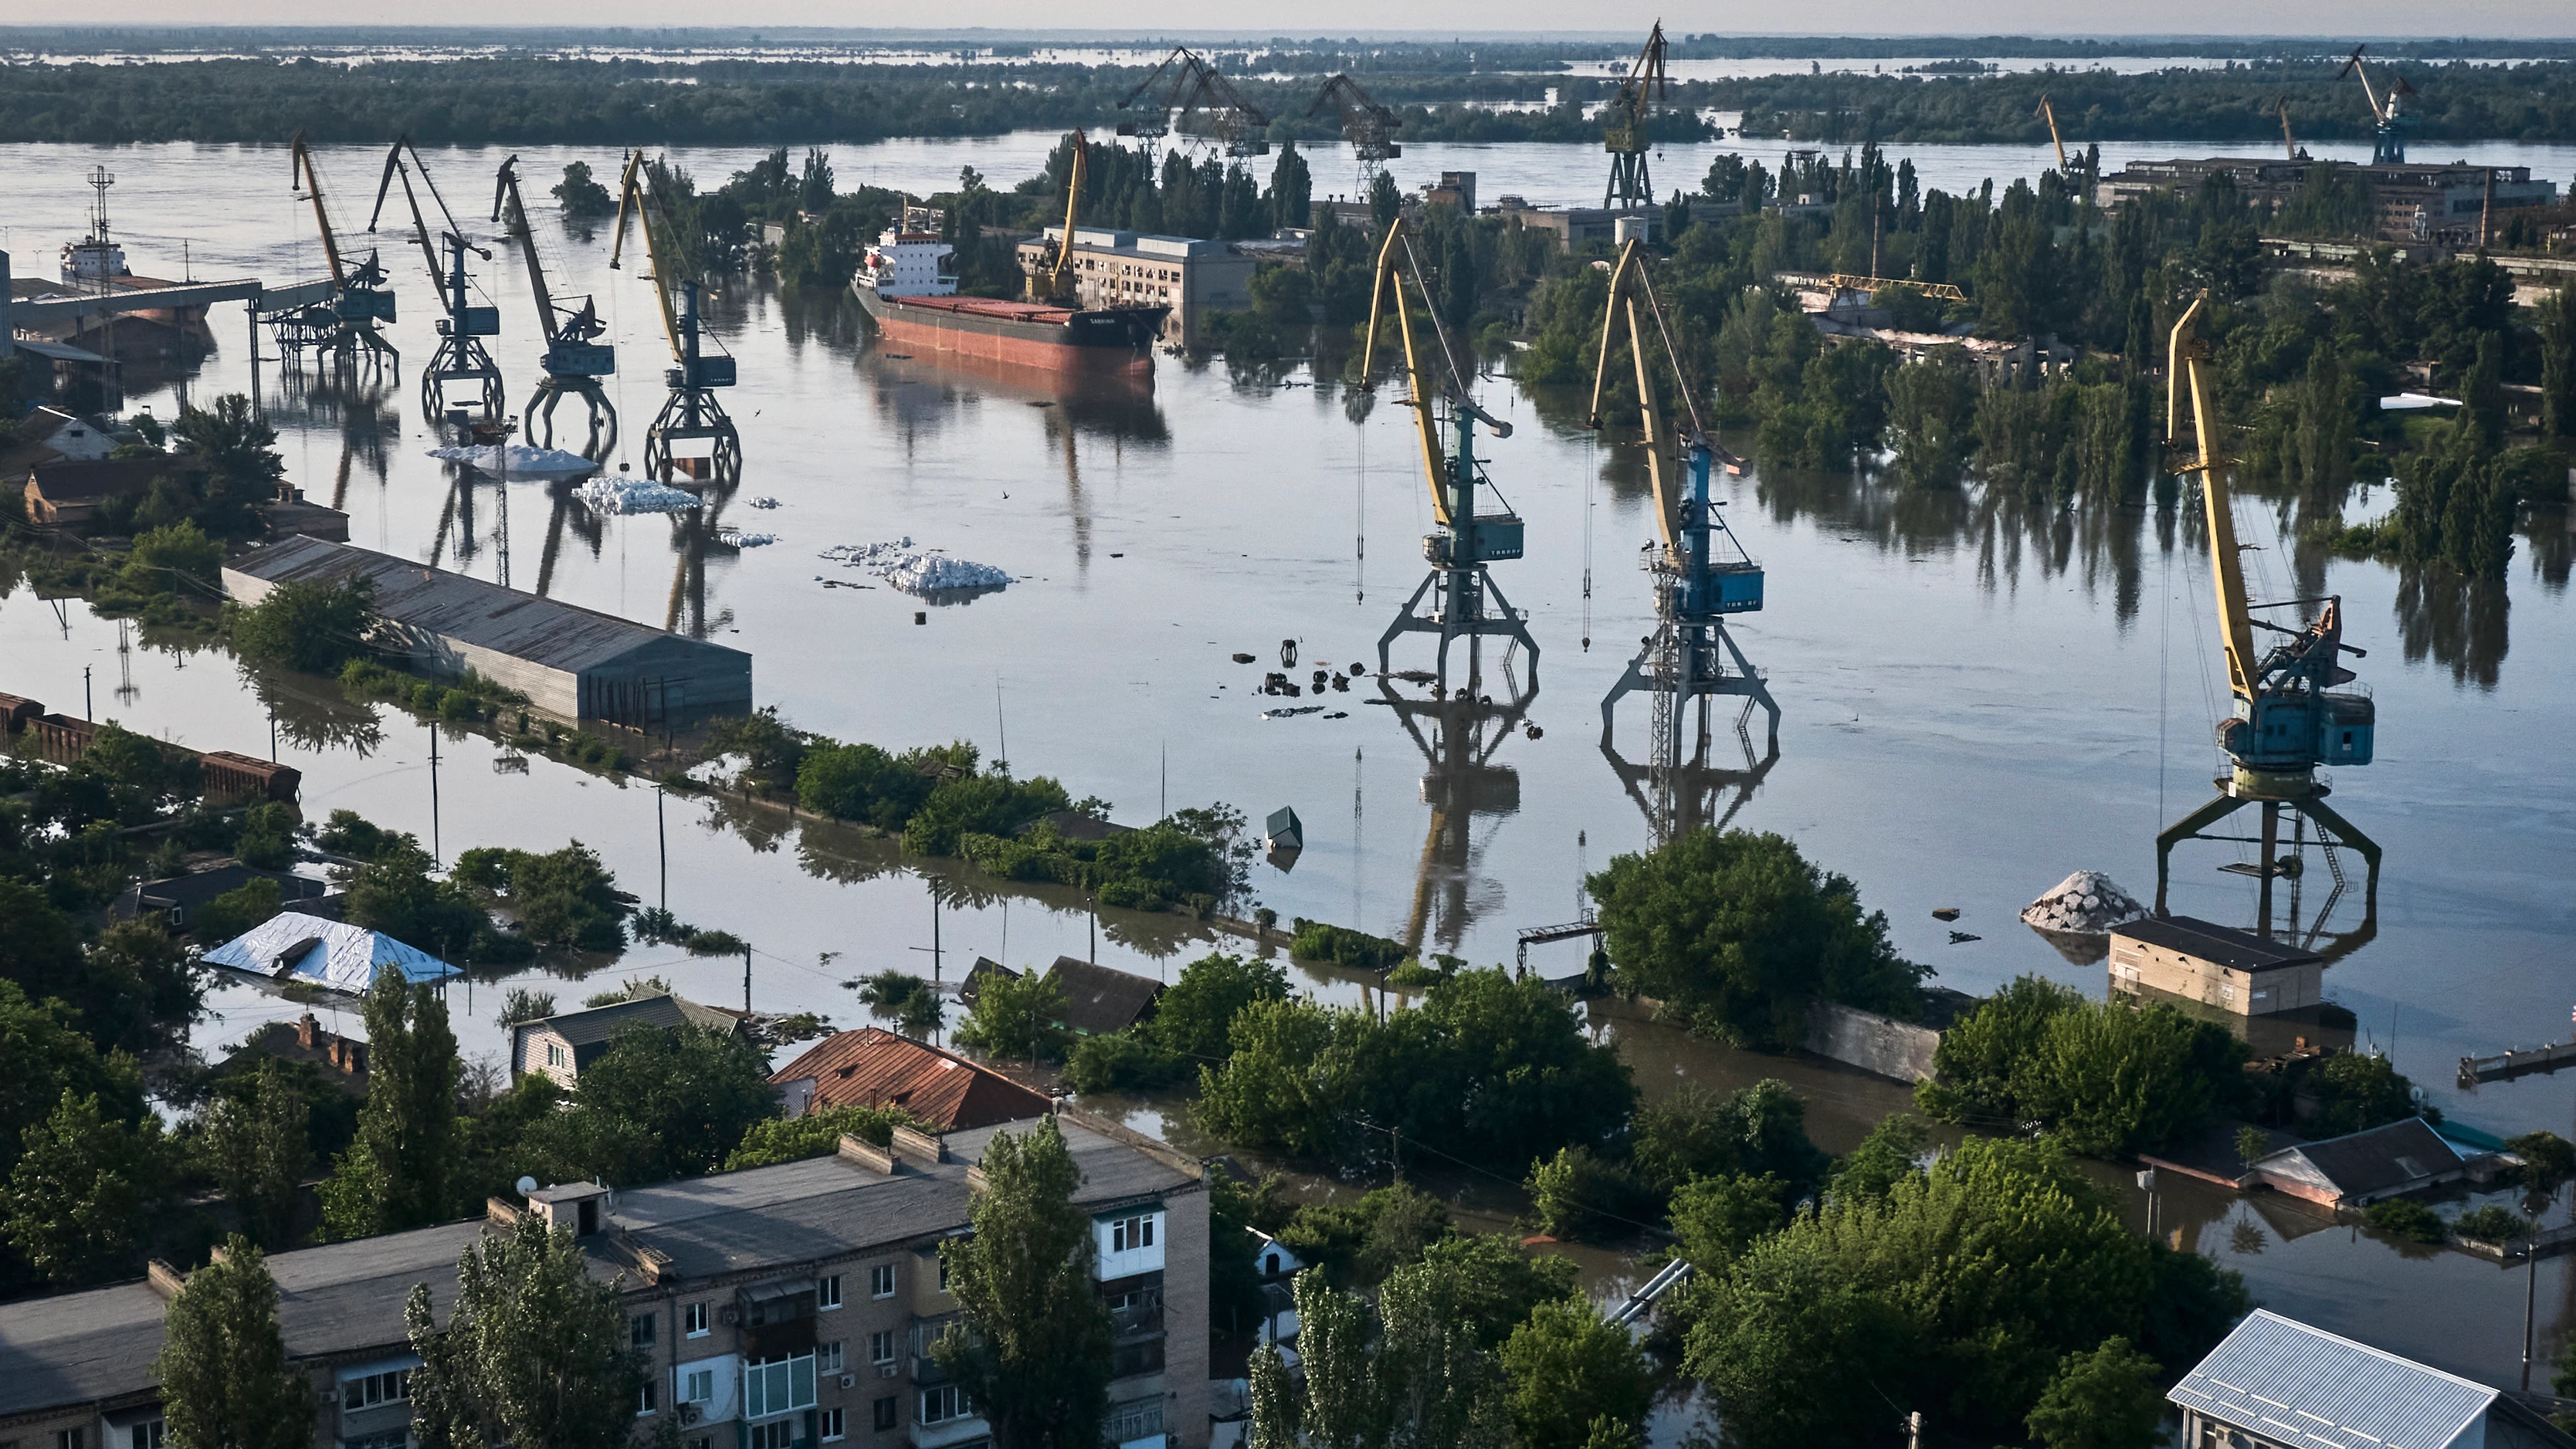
[2459,1039,2576,1088]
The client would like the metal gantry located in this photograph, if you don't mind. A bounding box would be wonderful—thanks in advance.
[270,133,397,371]
[609,151,740,486]
[1118,47,1272,162]
[493,154,618,455]
[1361,218,1538,695]
[369,136,502,419]
[1308,73,1402,185]
[2157,290,2382,926]
[1587,239,1780,841]
[1602,23,1669,211]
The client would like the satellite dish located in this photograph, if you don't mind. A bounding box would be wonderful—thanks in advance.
[515,1176,539,1197]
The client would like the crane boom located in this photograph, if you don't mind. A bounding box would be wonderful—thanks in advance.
[1362,218,1510,527]
[290,132,347,286]
[2034,93,2068,172]
[608,150,686,367]
[493,155,562,339]
[2339,46,2388,124]
[1307,73,1402,164]
[1587,240,1744,560]
[2167,292,2260,704]
[1031,132,1088,304]
[2276,96,2298,160]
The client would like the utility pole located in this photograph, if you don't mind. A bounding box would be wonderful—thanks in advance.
[656,784,668,910]
[83,665,92,720]
[743,944,753,1016]
[2522,1239,2537,1390]
[429,725,442,868]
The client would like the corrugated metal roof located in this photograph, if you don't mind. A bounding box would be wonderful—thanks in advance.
[2260,1117,2465,1202]
[202,910,455,990]
[2113,914,2322,970]
[523,993,742,1049]
[769,1027,1053,1130]
[225,536,748,677]
[2170,1310,2493,1449]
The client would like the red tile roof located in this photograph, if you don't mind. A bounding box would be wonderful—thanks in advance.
[768,1028,1052,1131]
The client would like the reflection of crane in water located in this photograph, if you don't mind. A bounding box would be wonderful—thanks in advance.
[664,473,742,638]
[1042,408,1093,570]
[1377,672,1531,960]
[2159,291,2381,937]
[534,479,608,598]
[1588,238,1780,841]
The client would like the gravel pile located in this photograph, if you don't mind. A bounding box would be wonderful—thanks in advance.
[819,540,1012,594]
[2019,871,2150,935]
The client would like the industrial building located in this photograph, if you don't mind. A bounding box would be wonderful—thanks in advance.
[2094,157,2557,245]
[0,1112,1210,1449]
[221,536,751,727]
[2170,1310,2576,1449]
[1011,228,1253,350]
[2108,914,2325,1017]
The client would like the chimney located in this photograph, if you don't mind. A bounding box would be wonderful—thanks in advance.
[297,1012,317,1048]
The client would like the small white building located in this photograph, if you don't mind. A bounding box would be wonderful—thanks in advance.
[2171,1309,2576,1449]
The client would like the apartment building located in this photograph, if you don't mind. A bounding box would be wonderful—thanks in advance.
[0,1110,1208,1449]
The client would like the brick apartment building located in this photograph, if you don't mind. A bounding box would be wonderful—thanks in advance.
[0,1111,1208,1449]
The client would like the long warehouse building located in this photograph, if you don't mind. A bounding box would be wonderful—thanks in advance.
[222,536,751,727]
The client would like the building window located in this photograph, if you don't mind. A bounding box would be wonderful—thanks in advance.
[937,1257,949,1292]
[545,1042,567,1068]
[1107,1397,1165,1444]
[685,1302,710,1337]
[874,1397,900,1433]
[871,1329,896,1365]
[1109,1214,1155,1253]
[683,1367,717,1404]
[639,1381,659,1416]
[342,1369,412,1409]
[819,1272,844,1309]
[56,1434,83,1449]
[128,1427,166,1449]
[749,1423,796,1449]
[870,1264,897,1298]
[820,1340,845,1372]
[632,1312,656,1347]
[344,1437,405,1449]
[822,1409,847,1443]
[746,1353,819,1420]
[920,1385,974,1425]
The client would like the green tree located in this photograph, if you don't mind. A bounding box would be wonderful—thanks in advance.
[154,1235,315,1449]
[199,1060,311,1248]
[405,1210,649,1449]
[1883,347,1979,486]
[553,160,615,219]
[1588,828,1924,1049]
[228,574,377,674]
[1827,1113,1930,1206]
[1669,1172,1790,1271]
[124,519,225,592]
[852,971,947,1040]
[528,1021,778,1183]
[1500,1298,1655,1449]
[0,978,139,1168]
[1632,1079,1829,1199]
[2025,1337,2166,1449]
[954,967,1072,1064]
[339,839,492,960]
[934,1118,1113,1449]
[1374,1252,1511,1449]
[1526,1146,1647,1243]
[171,393,286,531]
[5,1088,178,1284]
[1266,140,1312,229]
[1153,951,1288,1065]
[2507,1130,2576,1205]
[2307,1052,2425,1137]
[724,1103,917,1171]
[334,971,460,1234]
[2540,283,2576,442]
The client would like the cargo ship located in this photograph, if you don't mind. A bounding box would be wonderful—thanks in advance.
[852,207,1163,376]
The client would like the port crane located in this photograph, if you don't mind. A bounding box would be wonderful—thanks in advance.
[2338,45,2416,165]
[1028,132,1090,306]
[609,151,741,486]
[2158,291,2381,927]
[276,133,396,369]
[1361,217,1538,693]
[2273,96,2310,161]
[493,154,619,455]
[1307,73,1402,183]
[2034,93,2069,172]
[1588,238,1779,841]
[1602,22,1669,212]
[1117,46,1271,161]
[368,136,502,420]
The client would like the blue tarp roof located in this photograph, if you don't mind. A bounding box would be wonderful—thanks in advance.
[202,911,456,992]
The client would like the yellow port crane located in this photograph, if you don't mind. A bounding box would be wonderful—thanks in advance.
[2157,291,2381,931]
[609,151,740,485]
[2033,93,2068,172]
[367,134,500,418]
[281,132,395,365]
[1361,216,1537,692]
[2273,96,2304,161]
[1028,131,1089,306]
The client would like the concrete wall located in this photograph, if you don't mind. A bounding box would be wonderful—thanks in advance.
[1161,1180,1212,1449]
[1802,1000,1944,1084]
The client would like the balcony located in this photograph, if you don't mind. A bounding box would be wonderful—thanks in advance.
[910,1414,990,1449]
[1109,1303,1164,1342]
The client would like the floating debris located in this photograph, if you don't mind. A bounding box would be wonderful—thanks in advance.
[748,496,783,510]
[2019,871,2150,936]
[819,539,1012,594]
[1932,907,1961,922]
[723,531,778,548]
[1948,931,1982,945]
[1324,711,1349,719]
[1391,669,1437,685]
[576,476,701,515]
[1262,706,1325,719]
[1232,652,1256,664]
[426,443,600,476]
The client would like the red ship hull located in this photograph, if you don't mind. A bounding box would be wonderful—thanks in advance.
[855,287,1164,376]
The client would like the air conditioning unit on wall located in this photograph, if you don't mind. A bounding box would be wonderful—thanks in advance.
[879,1364,899,1380]
[840,1374,857,1390]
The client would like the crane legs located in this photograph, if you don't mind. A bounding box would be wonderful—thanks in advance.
[1377,562,1539,696]
[2154,786,2383,923]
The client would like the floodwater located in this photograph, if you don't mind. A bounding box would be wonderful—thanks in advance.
[3,137,2573,1386]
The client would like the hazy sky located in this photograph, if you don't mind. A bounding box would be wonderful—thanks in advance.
[63,2,2576,38]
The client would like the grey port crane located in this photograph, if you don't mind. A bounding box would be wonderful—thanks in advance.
[1360,217,1538,696]
[493,154,619,456]
[1117,46,1272,163]
[1602,22,1669,212]
[368,134,502,421]
[271,132,397,371]
[2159,290,2381,936]
[1307,73,1402,184]
[1588,238,1780,842]
[609,150,741,486]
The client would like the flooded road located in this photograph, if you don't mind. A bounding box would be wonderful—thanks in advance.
[5,136,2574,1386]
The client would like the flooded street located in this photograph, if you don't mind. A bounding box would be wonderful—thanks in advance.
[5,135,2574,1385]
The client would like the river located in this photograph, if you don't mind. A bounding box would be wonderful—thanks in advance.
[2,134,2573,1388]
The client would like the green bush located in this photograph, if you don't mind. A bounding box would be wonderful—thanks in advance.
[229,575,375,675]
[2452,1204,2530,1244]
[1290,918,1410,972]
[1525,1145,1651,1242]
[2363,1198,2446,1244]
[1916,975,2248,1157]
[724,1103,919,1170]
[121,520,222,592]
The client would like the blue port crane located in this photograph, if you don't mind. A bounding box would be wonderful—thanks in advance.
[2338,45,2418,166]
[1361,216,1538,696]
[493,154,618,455]
[1588,238,1779,841]
[276,132,396,370]
[368,135,501,420]
[2158,291,2381,923]
[609,150,740,486]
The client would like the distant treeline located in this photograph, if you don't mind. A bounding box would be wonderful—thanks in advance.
[0,54,2571,146]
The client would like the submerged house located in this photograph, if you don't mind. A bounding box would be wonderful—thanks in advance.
[201,912,456,992]
[508,993,745,1088]
[2171,1309,2576,1449]
[2247,1117,2468,1208]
